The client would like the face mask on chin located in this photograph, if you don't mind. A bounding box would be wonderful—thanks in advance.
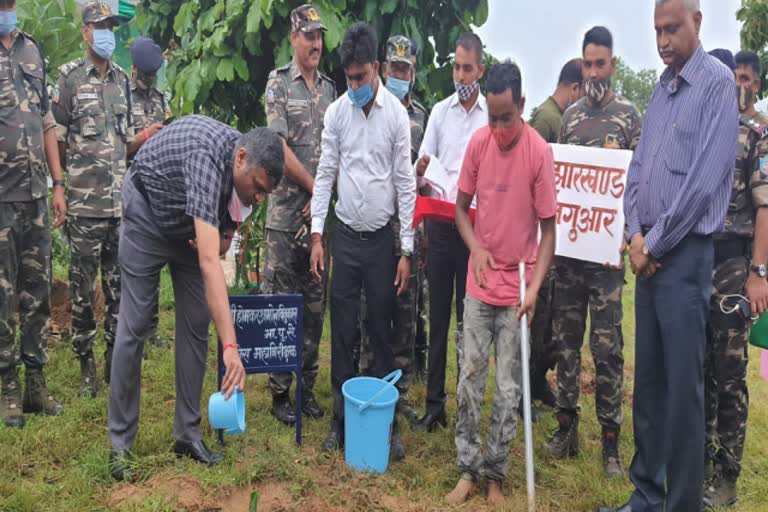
[737,85,754,112]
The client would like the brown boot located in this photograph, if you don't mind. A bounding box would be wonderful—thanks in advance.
[1,367,25,428]
[22,367,64,416]
[602,428,623,478]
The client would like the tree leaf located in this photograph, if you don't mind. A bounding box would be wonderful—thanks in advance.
[217,59,235,81]
[184,61,203,102]
[381,0,398,15]
[226,0,246,19]
[474,0,488,26]
[233,54,250,80]
[246,2,262,33]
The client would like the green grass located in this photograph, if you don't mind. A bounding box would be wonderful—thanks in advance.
[2,270,768,511]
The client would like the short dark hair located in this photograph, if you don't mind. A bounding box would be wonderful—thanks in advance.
[486,61,523,105]
[583,26,613,53]
[735,50,761,77]
[237,127,284,187]
[558,58,583,86]
[339,22,378,69]
[456,32,483,63]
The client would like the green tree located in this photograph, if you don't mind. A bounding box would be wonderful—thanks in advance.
[738,0,768,97]
[17,0,83,84]
[613,56,657,115]
[137,0,489,131]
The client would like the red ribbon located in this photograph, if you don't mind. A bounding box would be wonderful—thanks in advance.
[412,196,476,228]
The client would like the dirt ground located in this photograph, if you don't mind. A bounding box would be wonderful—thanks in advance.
[49,278,104,335]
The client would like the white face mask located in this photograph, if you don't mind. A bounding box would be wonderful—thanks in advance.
[228,191,252,223]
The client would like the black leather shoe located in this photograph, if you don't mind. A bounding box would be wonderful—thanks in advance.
[302,394,325,419]
[413,409,447,432]
[109,449,133,481]
[271,395,297,426]
[596,503,632,512]
[321,421,344,452]
[173,440,223,466]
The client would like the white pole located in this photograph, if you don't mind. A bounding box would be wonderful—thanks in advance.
[518,262,536,512]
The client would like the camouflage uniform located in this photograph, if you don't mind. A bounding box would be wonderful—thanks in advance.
[129,80,168,344]
[704,113,768,481]
[0,31,54,372]
[52,56,133,367]
[357,93,428,402]
[263,60,335,401]
[552,94,642,430]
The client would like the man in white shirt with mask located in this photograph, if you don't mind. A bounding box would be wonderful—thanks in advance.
[310,22,416,456]
[414,32,487,432]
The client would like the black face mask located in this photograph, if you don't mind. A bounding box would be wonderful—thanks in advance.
[136,71,156,91]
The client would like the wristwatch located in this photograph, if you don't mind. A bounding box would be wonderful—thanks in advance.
[750,262,768,278]
[51,179,64,188]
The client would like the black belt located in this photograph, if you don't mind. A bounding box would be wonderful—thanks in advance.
[337,220,391,241]
[713,237,750,265]
[131,171,149,203]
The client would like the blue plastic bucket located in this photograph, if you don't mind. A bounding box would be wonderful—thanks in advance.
[342,370,401,473]
[208,386,245,435]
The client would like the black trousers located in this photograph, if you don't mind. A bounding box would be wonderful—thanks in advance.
[629,235,712,512]
[330,222,396,421]
[425,221,470,415]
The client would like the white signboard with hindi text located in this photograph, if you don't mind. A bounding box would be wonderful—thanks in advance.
[551,144,633,267]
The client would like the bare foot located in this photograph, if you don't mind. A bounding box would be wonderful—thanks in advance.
[487,480,505,508]
[445,478,477,505]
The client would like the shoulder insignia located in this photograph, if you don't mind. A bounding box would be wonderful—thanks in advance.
[52,85,60,103]
[58,59,83,77]
[266,88,276,104]
[741,115,768,139]
[319,71,336,86]
[760,156,768,178]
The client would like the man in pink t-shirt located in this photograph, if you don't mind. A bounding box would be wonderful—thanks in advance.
[446,62,557,507]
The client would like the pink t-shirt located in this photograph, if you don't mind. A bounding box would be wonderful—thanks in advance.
[457,122,558,306]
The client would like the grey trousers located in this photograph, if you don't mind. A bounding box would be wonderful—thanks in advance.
[108,176,211,450]
[455,295,522,482]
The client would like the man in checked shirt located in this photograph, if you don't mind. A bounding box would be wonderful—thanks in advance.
[107,115,284,481]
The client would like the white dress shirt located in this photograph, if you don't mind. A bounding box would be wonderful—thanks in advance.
[417,91,487,200]
[311,84,417,252]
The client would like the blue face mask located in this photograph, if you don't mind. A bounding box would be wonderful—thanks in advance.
[347,81,374,108]
[0,10,17,36]
[386,77,410,100]
[92,29,115,60]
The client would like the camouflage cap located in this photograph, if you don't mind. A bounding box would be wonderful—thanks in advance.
[290,4,326,33]
[386,35,413,65]
[82,1,120,26]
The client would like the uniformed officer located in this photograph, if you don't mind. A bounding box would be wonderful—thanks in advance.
[52,1,136,398]
[0,0,65,427]
[545,26,641,477]
[262,3,336,425]
[355,35,427,433]
[128,36,168,350]
[703,49,768,508]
